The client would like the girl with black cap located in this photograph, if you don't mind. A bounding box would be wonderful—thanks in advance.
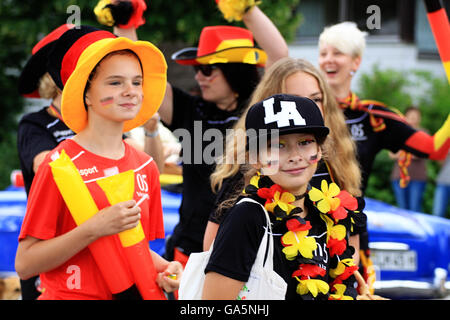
[15,26,182,300]
[202,94,361,300]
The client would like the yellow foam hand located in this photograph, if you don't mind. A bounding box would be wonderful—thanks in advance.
[96,170,146,247]
[216,0,261,22]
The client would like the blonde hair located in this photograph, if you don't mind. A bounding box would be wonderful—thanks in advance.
[319,22,367,58]
[211,57,362,196]
[38,72,59,100]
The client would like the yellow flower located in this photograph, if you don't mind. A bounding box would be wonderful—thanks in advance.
[329,284,353,300]
[296,279,329,297]
[320,214,346,242]
[281,230,317,260]
[249,174,260,188]
[329,258,356,278]
[264,189,296,215]
[308,180,341,213]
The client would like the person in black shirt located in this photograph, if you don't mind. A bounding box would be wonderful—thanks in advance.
[153,4,288,265]
[317,21,450,193]
[16,24,76,300]
[203,94,362,300]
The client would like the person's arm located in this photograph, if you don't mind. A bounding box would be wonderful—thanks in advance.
[32,151,50,173]
[203,221,219,251]
[15,199,141,280]
[242,6,289,69]
[151,250,183,293]
[142,113,165,173]
[113,26,137,41]
[202,272,244,300]
[383,113,450,161]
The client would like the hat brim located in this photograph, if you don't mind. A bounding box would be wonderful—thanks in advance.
[19,24,75,98]
[247,126,330,150]
[18,42,55,98]
[62,37,167,133]
[172,46,267,67]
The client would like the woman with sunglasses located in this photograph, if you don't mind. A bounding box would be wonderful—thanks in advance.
[111,3,287,266]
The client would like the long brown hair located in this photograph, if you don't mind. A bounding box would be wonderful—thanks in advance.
[211,57,362,197]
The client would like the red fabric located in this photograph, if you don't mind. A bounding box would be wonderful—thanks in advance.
[405,130,449,160]
[60,31,115,86]
[19,139,164,300]
[117,0,147,29]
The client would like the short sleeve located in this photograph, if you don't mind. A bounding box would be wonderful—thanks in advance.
[163,87,197,132]
[205,200,266,282]
[19,156,65,241]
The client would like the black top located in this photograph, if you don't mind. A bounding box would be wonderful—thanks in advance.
[162,87,244,255]
[17,107,74,195]
[205,194,358,300]
[343,105,416,192]
[209,160,367,236]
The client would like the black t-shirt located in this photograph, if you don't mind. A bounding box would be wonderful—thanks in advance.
[344,105,416,192]
[209,160,366,235]
[162,87,243,255]
[205,195,357,300]
[17,107,74,195]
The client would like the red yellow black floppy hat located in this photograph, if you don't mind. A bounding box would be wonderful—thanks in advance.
[47,25,167,133]
[18,24,75,98]
[171,25,267,66]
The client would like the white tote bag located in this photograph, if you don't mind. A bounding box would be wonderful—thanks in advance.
[178,198,287,300]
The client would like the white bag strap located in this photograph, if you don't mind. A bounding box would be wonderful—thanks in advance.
[236,197,275,270]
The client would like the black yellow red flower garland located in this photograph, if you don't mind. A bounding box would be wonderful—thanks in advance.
[244,174,359,299]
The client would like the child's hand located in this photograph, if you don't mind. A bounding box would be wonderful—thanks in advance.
[156,261,183,293]
[87,200,141,239]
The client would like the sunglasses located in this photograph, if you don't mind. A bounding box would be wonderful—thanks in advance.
[193,64,219,77]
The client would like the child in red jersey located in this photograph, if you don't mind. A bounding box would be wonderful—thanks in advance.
[15,26,182,300]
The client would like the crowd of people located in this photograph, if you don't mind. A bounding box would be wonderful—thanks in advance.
[13,0,450,300]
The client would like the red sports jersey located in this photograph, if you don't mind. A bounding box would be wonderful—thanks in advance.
[19,139,164,299]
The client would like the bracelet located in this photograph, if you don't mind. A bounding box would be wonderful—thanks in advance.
[144,129,159,138]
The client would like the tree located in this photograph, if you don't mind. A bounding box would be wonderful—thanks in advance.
[0,0,301,189]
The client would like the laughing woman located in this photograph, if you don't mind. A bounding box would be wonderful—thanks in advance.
[15,26,182,300]
[317,22,450,192]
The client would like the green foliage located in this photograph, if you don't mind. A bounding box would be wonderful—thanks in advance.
[357,66,450,216]
[141,0,302,44]
[0,0,302,190]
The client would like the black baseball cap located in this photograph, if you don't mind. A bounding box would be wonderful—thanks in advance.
[245,94,329,148]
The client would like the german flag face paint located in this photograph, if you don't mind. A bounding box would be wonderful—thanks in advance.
[424,0,450,84]
[100,96,114,108]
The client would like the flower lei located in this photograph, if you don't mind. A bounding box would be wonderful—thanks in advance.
[244,175,359,300]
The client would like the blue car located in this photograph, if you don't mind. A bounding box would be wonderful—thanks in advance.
[365,197,450,299]
[1,184,449,299]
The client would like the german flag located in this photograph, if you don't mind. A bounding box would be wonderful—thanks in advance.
[424,0,450,84]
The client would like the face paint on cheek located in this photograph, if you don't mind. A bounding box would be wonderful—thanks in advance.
[308,153,319,164]
[100,96,114,108]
